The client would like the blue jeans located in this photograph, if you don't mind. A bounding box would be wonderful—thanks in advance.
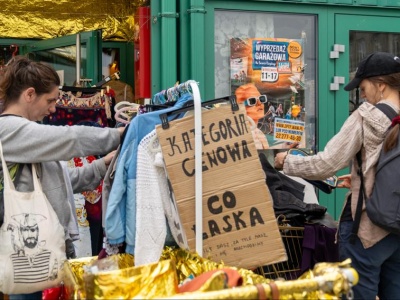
[8,291,42,300]
[339,221,400,300]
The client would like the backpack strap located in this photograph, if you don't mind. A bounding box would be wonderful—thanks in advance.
[350,151,365,244]
[375,103,398,121]
[350,103,397,244]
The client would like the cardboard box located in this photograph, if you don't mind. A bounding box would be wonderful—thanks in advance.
[156,104,287,269]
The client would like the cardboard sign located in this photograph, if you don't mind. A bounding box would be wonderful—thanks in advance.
[156,104,287,269]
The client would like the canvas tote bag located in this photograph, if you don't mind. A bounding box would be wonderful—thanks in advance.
[0,140,66,294]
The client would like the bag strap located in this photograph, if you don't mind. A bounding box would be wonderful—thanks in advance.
[350,150,365,244]
[375,103,398,121]
[13,163,25,185]
[0,140,25,190]
[350,103,397,244]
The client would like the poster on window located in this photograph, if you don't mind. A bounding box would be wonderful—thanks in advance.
[230,38,306,150]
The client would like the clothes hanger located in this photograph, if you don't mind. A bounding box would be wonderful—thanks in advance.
[148,95,238,153]
[159,95,239,129]
[114,106,139,125]
[114,104,140,125]
[114,101,140,112]
[59,85,105,94]
[92,71,121,87]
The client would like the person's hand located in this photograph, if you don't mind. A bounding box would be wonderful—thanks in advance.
[337,174,352,188]
[288,142,300,149]
[103,150,117,168]
[117,126,126,136]
[274,151,288,169]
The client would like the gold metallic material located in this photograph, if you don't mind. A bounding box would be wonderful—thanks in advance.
[63,254,177,299]
[165,261,358,299]
[160,246,270,285]
[63,249,358,300]
[0,0,148,41]
[192,271,228,293]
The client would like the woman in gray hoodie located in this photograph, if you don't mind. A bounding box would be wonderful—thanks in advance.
[0,56,124,299]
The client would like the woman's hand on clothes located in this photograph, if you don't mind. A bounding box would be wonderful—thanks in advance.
[337,174,352,188]
[103,150,117,168]
[117,126,126,136]
[274,151,288,169]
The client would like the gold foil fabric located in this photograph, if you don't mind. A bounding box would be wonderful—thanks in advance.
[63,254,178,299]
[63,248,270,299]
[63,249,358,300]
[160,246,270,285]
[0,0,147,41]
[165,260,358,300]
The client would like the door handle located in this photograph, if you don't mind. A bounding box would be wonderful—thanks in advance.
[330,44,345,59]
[330,76,345,91]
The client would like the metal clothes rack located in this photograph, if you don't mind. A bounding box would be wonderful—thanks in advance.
[154,79,203,256]
[187,80,203,256]
[156,81,239,258]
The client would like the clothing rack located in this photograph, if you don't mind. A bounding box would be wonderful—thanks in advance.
[157,80,242,256]
[58,86,105,93]
[59,71,122,93]
[157,81,240,257]
[185,80,203,256]
[152,80,203,255]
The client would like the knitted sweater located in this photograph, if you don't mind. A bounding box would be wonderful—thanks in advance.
[282,100,399,248]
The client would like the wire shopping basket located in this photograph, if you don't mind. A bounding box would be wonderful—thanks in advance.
[255,215,304,280]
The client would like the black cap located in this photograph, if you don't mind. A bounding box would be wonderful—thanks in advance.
[344,52,400,91]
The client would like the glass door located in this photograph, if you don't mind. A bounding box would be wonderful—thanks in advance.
[331,14,400,217]
[334,15,400,120]
[19,30,102,86]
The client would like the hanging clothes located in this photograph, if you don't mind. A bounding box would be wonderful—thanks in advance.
[300,223,339,273]
[258,152,327,221]
[44,91,112,257]
[44,90,114,127]
[67,154,104,257]
[134,129,186,266]
[105,93,193,255]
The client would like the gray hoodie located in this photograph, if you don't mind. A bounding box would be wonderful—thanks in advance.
[0,115,120,240]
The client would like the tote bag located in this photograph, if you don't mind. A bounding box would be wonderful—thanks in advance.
[0,140,66,294]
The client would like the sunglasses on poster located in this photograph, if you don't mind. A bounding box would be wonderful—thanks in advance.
[244,95,267,106]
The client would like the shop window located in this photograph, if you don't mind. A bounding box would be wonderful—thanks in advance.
[27,46,87,86]
[0,44,19,70]
[102,48,121,79]
[214,10,317,157]
[349,31,400,113]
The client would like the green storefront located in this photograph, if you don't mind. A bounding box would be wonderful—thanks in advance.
[1,0,400,220]
[150,0,400,219]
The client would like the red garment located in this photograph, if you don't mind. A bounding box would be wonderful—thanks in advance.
[178,268,243,293]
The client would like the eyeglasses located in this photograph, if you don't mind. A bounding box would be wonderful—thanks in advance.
[244,95,267,106]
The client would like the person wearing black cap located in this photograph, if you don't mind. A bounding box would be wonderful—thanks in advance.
[274,52,400,299]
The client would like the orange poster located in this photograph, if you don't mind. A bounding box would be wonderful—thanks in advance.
[230,38,306,150]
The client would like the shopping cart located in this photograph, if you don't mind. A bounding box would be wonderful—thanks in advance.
[255,215,304,280]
